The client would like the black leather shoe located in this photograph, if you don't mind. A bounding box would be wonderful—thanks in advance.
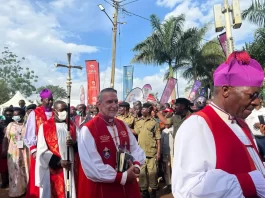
[141,190,150,198]
[150,189,157,198]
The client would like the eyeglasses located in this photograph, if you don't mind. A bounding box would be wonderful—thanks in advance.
[231,87,260,101]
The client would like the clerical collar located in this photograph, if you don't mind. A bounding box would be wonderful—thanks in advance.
[210,102,236,123]
[98,113,114,124]
[42,106,52,112]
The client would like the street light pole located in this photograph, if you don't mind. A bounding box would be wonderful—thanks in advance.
[110,1,118,88]
[223,0,234,56]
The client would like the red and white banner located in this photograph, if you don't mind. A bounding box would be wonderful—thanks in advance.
[86,60,100,105]
[218,32,227,56]
[160,78,177,104]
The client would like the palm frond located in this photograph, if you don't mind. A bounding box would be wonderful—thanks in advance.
[242,0,265,27]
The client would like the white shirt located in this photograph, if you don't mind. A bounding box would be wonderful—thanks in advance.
[245,107,265,136]
[24,110,52,153]
[172,105,265,198]
[161,126,174,156]
[78,120,145,185]
[35,122,76,198]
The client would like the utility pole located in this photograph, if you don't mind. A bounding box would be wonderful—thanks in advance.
[213,0,242,57]
[223,0,234,56]
[110,1,119,88]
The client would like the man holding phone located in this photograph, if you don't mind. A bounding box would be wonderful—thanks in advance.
[245,95,265,161]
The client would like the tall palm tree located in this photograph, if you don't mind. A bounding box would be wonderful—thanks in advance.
[242,0,265,27]
[175,38,225,94]
[131,14,190,99]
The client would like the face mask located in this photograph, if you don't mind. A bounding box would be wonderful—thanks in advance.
[12,116,21,122]
[76,111,82,116]
[57,111,67,121]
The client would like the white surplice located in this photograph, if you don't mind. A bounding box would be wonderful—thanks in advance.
[24,110,52,153]
[78,121,146,185]
[35,123,76,198]
[172,104,265,198]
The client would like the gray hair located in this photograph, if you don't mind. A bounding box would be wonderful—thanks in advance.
[97,88,117,102]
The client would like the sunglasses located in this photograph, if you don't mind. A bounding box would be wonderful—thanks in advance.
[231,87,260,101]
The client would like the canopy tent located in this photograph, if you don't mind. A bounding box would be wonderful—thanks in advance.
[0,91,31,114]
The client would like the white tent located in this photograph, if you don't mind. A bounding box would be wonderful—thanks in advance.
[0,91,31,114]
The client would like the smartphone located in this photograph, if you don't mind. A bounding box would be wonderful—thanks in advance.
[258,115,265,125]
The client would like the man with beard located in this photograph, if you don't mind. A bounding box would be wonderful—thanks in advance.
[0,108,13,188]
[171,98,193,139]
[35,100,77,198]
[78,88,145,198]
[24,89,54,198]
[172,51,265,197]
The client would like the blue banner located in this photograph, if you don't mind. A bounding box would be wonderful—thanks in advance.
[123,66,134,100]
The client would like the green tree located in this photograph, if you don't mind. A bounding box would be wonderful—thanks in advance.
[0,80,10,104]
[37,85,67,101]
[242,0,265,27]
[245,27,265,67]
[132,14,190,98]
[0,47,38,98]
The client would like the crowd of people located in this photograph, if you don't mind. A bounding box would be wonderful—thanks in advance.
[0,50,265,198]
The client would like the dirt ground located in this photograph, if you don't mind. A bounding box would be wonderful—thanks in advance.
[0,176,173,198]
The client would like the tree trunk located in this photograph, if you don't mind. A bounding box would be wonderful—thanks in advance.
[169,64,176,101]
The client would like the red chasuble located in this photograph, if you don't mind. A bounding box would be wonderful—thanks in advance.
[42,118,76,198]
[196,106,260,198]
[27,106,51,198]
[78,115,141,198]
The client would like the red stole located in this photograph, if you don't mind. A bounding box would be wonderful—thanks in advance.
[78,115,140,198]
[43,118,76,198]
[26,106,52,198]
[196,106,259,198]
[35,106,49,135]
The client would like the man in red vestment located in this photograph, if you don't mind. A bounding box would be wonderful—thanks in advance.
[24,89,54,198]
[35,100,77,198]
[78,88,146,198]
[172,51,265,198]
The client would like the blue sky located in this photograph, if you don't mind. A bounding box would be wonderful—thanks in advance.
[0,0,258,105]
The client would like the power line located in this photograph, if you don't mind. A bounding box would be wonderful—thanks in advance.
[122,8,151,21]
[104,0,114,7]
[121,0,140,6]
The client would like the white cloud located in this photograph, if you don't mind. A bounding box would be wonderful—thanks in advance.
[0,0,108,105]
[156,0,183,8]
[163,0,258,47]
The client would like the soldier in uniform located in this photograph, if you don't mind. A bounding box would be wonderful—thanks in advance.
[135,103,161,198]
[116,101,135,129]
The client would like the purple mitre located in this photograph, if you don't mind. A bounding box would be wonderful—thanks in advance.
[40,89,53,99]
[214,58,264,87]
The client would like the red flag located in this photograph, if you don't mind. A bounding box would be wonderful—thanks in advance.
[86,60,100,105]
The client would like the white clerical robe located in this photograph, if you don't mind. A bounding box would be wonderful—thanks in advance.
[35,123,76,198]
[172,104,265,198]
[24,110,52,153]
[78,121,146,185]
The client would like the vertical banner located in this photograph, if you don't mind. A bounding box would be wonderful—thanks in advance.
[188,80,201,102]
[218,32,227,56]
[80,85,85,104]
[142,84,152,102]
[125,87,143,107]
[160,78,177,104]
[123,66,134,100]
[86,60,100,105]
